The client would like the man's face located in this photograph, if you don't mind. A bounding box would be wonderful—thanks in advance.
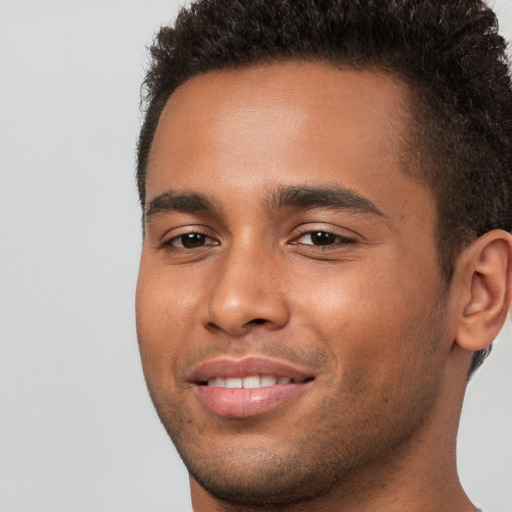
[136,62,454,506]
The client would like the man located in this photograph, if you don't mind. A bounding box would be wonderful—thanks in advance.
[135,1,512,510]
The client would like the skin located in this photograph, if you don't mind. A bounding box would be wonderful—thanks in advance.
[136,61,511,511]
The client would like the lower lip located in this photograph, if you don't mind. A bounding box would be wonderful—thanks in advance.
[195,383,308,417]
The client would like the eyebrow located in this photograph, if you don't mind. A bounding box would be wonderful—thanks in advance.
[145,191,217,221]
[268,186,385,217]
[144,185,385,223]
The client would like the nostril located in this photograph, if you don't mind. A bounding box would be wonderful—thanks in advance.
[249,318,267,325]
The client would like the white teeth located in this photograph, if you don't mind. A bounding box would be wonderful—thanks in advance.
[242,376,261,388]
[260,376,277,387]
[206,375,293,388]
[225,378,243,388]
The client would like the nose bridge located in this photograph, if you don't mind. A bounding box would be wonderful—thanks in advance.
[204,234,289,334]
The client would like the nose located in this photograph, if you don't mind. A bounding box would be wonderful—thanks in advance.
[202,243,290,336]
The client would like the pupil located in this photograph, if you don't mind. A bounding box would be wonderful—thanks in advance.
[311,231,335,245]
[181,233,205,248]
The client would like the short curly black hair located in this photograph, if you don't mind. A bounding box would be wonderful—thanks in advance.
[137,0,512,375]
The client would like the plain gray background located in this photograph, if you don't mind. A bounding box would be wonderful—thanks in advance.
[1,1,511,511]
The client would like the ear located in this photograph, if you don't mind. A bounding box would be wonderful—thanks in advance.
[454,230,512,351]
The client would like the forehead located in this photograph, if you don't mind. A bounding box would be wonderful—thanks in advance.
[149,62,410,181]
[146,61,432,227]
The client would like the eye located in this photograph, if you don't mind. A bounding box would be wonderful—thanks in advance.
[293,230,354,247]
[167,232,218,249]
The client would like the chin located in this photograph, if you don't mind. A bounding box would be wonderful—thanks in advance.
[185,449,338,509]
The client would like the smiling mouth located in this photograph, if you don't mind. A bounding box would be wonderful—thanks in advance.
[191,358,316,418]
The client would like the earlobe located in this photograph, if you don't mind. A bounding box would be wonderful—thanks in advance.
[455,230,512,352]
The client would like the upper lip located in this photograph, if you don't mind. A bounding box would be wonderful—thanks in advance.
[188,356,315,384]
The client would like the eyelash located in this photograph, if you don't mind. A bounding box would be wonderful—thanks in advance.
[163,230,218,250]
[290,230,356,248]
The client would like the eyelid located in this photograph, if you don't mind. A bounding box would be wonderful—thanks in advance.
[161,226,219,249]
[290,233,356,248]
[171,234,217,249]
[288,224,358,245]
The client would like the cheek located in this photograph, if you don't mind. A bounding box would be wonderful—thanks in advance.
[290,260,404,331]
[136,260,198,334]
[136,266,184,377]
[290,260,441,376]
[136,258,217,395]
